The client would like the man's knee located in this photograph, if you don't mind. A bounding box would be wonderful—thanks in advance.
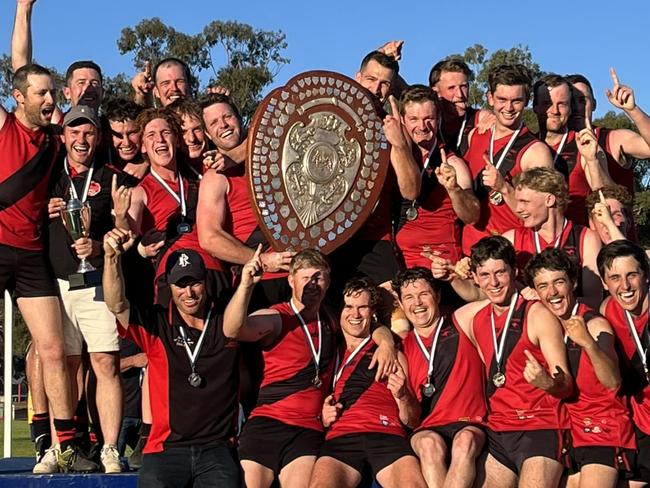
[90,352,119,379]
[451,429,484,460]
[412,431,447,464]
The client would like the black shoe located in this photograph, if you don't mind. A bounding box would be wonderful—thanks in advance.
[57,445,99,473]
[34,433,51,462]
[127,435,145,470]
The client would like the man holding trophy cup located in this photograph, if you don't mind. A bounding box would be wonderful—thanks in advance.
[46,105,126,473]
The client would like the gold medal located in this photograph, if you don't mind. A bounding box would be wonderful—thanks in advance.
[492,372,506,388]
[489,190,504,206]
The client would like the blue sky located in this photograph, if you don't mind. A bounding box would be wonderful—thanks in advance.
[1,0,649,118]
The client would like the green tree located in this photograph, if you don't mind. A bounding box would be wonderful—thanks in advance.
[117,17,289,122]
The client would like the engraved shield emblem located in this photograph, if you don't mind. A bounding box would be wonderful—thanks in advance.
[247,71,390,253]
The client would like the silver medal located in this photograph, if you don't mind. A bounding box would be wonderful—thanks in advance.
[188,372,202,387]
[489,190,504,206]
[422,383,435,398]
[313,375,322,388]
[492,372,506,388]
[406,205,418,221]
[177,222,192,234]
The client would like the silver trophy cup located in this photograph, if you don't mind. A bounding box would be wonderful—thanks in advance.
[61,188,95,274]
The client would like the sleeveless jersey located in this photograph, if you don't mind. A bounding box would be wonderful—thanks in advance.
[402,316,486,430]
[0,114,60,250]
[596,128,635,195]
[564,303,635,448]
[225,164,286,281]
[327,339,404,440]
[603,297,650,435]
[396,144,462,266]
[250,302,337,431]
[439,107,479,157]
[512,221,586,272]
[551,131,591,225]
[138,173,225,275]
[472,296,568,431]
[354,169,397,242]
[462,126,538,255]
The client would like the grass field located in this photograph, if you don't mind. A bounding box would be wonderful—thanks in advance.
[0,419,33,457]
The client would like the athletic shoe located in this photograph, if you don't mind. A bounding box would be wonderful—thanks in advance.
[57,445,99,473]
[100,444,122,474]
[33,446,59,474]
[127,435,145,470]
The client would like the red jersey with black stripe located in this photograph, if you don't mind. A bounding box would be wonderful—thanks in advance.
[0,114,60,250]
[249,302,337,431]
[118,303,240,453]
[225,164,286,281]
[603,297,650,435]
[439,107,479,157]
[462,126,538,255]
[396,145,462,267]
[512,220,587,272]
[550,131,591,225]
[596,128,635,195]
[138,172,225,275]
[472,296,569,431]
[564,303,635,449]
[403,316,486,430]
[327,339,404,440]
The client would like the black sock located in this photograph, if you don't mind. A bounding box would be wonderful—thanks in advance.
[139,422,151,438]
[32,412,50,441]
[53,418,76,452]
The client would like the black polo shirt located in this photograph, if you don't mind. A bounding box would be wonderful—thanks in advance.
[118,302,240,453]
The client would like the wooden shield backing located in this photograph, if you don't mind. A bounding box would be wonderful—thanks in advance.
[247,70,390,254]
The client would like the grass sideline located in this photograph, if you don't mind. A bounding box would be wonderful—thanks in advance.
[0,420,33,457]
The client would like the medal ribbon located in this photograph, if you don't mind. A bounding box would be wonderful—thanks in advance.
[290,300,322,373]
[150,169,187,218]
[438,114,467,151]
[413,317,445,381]
[624,300,650,375]
[490,291,520,373]
[552,130,569,166]
[534,218,568,254]
[64,157,95,203]
[333,336,372,387]
[178,308,212,372]
[408,138,438,214]
[489,123,522,171]
[563,301,581,344]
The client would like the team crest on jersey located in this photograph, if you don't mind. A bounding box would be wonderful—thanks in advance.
[379,414,390,427]
[564,246,577,257]
[87,181,101,197]
[510,318,521,330]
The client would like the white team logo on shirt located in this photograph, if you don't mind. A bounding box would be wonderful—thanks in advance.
[178,253,190,267]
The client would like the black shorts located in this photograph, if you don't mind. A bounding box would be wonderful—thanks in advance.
[0,244,57,298]
[416,422,485,451]
[635,428,650,482]
[569,445,635,479]
[487,429,568,475]
[238,416,323,474]
[329,239,400,287]
[319,433,413,478]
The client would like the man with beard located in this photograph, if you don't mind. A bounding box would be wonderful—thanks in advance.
[394,267,486,488]
[395,85,479,269]
[599,240,650,483]
[462,64,554,255]
[532,74,611,224]
[567,71,650,196]
[224,251,397,488]
[0,64,93,472]
[503,167,602,308]
[44,106,126,474]
[103,234,242,488]
[526,248,635,488]
[329,51,420,325]
[454,236,572,487]
[429,58,492,156]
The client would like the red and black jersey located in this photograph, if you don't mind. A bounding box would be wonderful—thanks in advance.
[603,297,650,435]
[564,303,635,449]
[512,220,587,272]
[118,303,240,453]
[354,169,397,243]
[472,296,568,431]
[327,339,404,440]
[138,172,225,279]
[0,114,60,250]
[396,144,462,267]
[224,164,286,281]
[462,126,539,255]
[596,128,635,195]
[249,302,337,431]
[439,107,479,157]
[402,316,486,430]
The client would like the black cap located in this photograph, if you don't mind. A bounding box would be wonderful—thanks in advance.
[165,249,206,285]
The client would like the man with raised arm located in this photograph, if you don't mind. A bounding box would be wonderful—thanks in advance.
[103,230,241,488]
[462,64,554,255]
[223,250,397,488]
[526,248,635,487]
[532,74,611,224]
[0,64,95,472]
[454,236,572,488]
[394,267,486,488]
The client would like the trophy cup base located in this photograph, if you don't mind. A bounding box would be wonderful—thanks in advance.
[68,269,102,290]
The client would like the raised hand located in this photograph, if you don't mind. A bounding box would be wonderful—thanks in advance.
[206,85,230,96]
[383,95,409,149]
[481,153,506,193]
[576,116,599,162]
[241,244,263,288]
[434,148,458,192]
[606,68,636,111]
[564,314,595,349]
[422,249,456,281]
[260,250,295,273]
[377,40,404,61]
[131,61,153,99]
[111,174,132,219]
[202,149,234,172]
[104,227,136,258]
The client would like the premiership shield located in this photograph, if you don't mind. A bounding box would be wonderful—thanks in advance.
[247,70,390,254]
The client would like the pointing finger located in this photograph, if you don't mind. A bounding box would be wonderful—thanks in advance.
[610,67,620,86]
[598,189,607,204]
[111,174,117,194]
[253,243,263,260]
[440,147,447,165]
[523,349,538,364]
[388,95,400,118]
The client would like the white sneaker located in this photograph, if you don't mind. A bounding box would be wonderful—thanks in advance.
[33,447,59,474]
[100,444,122,474]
